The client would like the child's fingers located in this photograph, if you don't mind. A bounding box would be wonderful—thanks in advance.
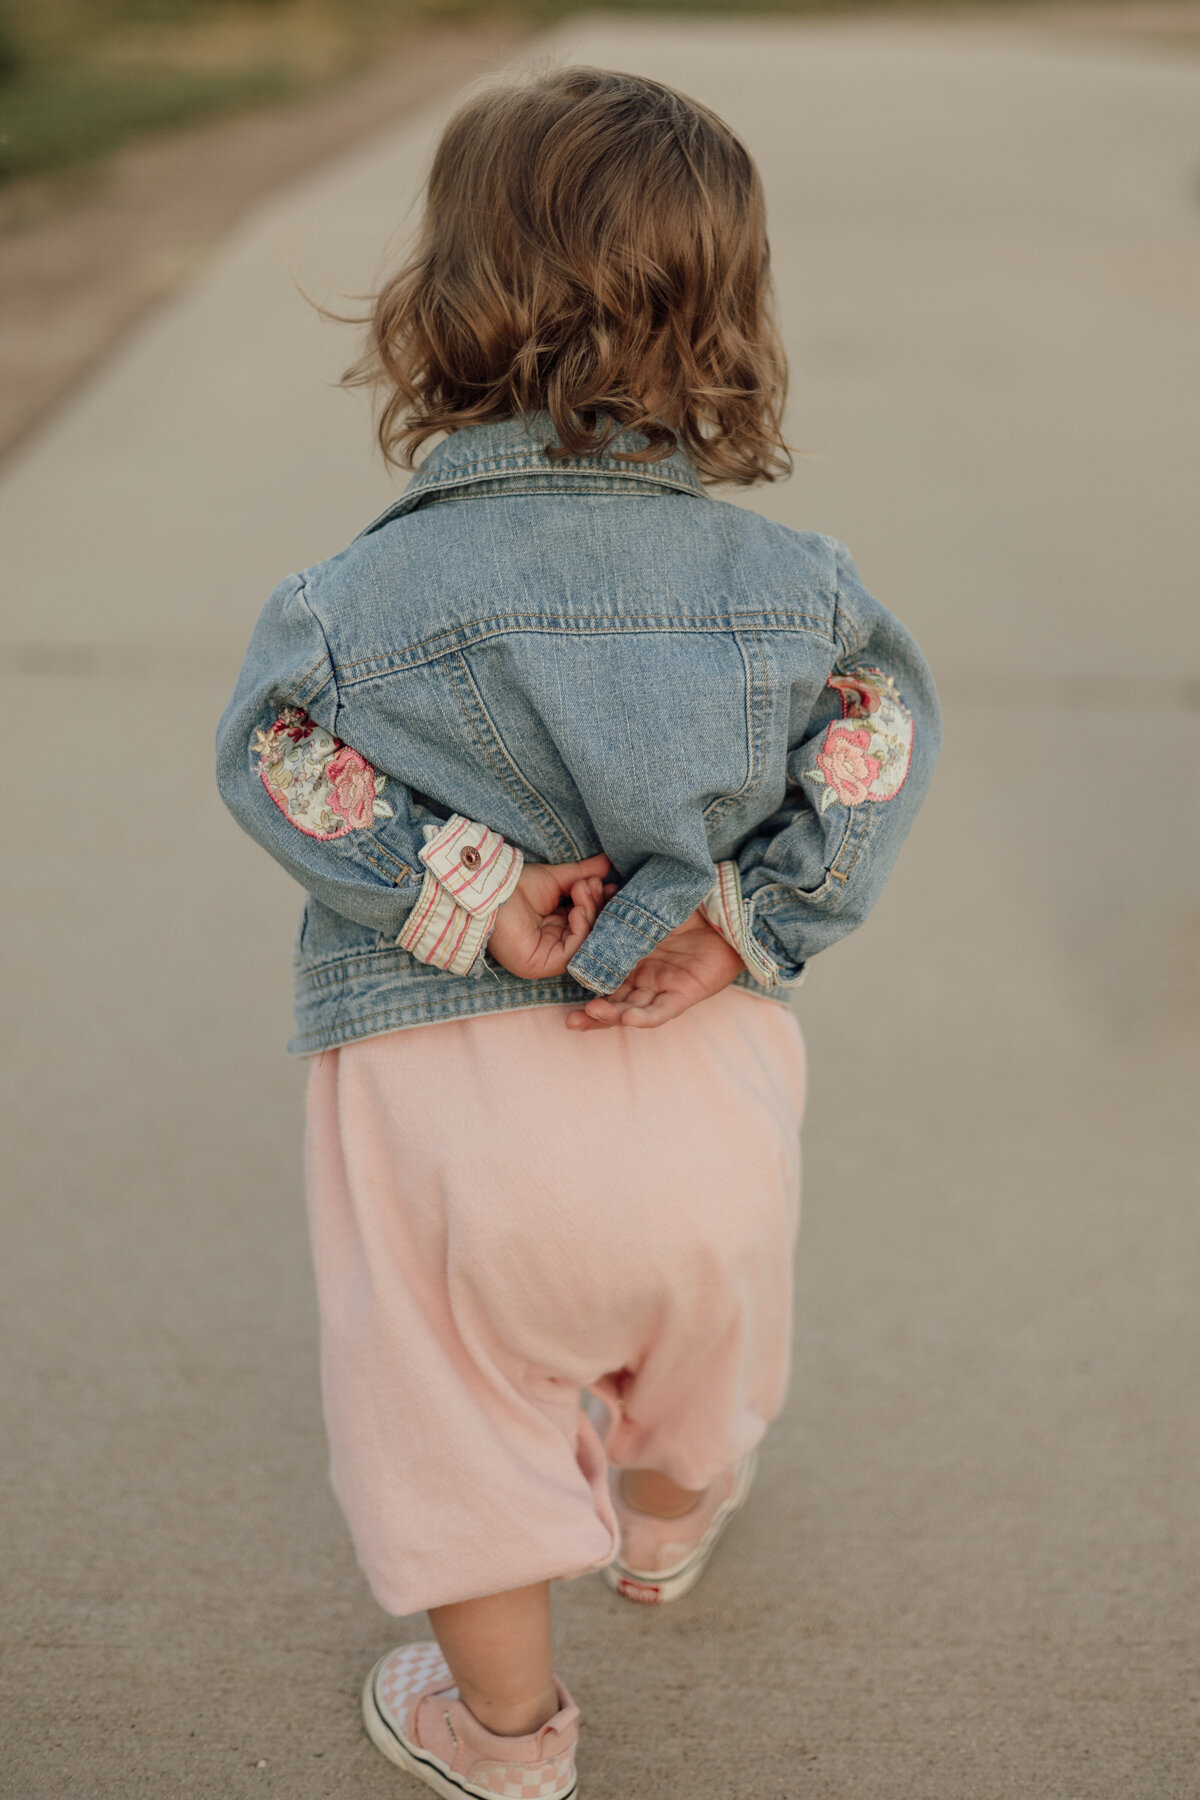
[544,852,610,899]
[599,987,655,1015]
[559,902,594,962]
[566,986,619,1029]
[569,876,601,914]
[567,978,687,1031]
[565,987,633,1029]
[565,1009,615,1031]
[562,874,618,919]
[557,875,615,964]
[546,876,621,982]
[617,987,691,1028]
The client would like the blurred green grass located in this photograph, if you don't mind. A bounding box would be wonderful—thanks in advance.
[0,0,372,182]
[0,0,1039,185]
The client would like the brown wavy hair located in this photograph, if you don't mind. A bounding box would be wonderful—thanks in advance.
[343,66,790,486]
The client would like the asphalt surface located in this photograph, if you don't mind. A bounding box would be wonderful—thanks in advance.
[2,15,1198,1798]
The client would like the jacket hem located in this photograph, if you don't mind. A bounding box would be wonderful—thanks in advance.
[286,966,789,1055]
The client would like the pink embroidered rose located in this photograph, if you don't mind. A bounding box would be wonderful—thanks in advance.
[325,745,378,829]
[816,726,881,806]
[828,673,883,717]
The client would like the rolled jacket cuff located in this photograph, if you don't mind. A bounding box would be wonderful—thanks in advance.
[701,862,783,987]
[397,866,498,975]
[566,895,673,995]
[418,813,523,915]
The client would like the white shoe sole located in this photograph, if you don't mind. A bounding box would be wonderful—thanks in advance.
[361,1658,578,1800]
[602,1446,760,1605]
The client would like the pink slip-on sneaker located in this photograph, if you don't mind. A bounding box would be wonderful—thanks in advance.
[362,1641,579,1800]
[603,1447,760,1605]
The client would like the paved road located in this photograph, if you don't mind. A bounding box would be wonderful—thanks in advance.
[2,16,1198,1798]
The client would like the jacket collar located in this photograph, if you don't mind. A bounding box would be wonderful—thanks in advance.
[358,413,705,536]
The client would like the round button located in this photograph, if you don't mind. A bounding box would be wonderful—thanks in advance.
[460,845,482,871]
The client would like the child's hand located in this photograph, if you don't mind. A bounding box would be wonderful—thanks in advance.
[565,907,743,1032]
[487,855,617,981]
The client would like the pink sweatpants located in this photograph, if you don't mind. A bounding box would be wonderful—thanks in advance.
[304,988,806,1616]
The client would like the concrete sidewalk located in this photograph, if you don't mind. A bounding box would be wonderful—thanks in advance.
[2,16,1197,1797]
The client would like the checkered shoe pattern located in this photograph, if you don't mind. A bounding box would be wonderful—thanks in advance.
[467,1754,577,1799]
[365,1640,579,1800]
[378,1641,458,1723]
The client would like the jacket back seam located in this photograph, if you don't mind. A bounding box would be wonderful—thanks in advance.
[702,628,764,830]
[444,650,581,859]
[333,615,839,685]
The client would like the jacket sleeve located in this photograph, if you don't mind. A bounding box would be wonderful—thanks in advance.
[700,543,941,987]
[566,542,940,996]
[215,574,523,975]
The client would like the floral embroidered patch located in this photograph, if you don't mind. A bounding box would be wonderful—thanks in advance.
[252,706,393,840]
[803,667,914,812]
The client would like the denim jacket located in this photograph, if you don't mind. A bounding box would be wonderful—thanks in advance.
[216,417,940,1054]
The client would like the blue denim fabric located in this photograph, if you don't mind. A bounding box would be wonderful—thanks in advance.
[216,416,940,1054]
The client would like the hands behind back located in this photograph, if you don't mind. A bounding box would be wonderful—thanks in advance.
[565,907,743,1033]
[488,859,744,1030]
[486,855,617,982]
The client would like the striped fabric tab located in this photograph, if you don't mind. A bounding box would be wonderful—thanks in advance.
[701,860,779,987]
[418,814,523,916]
[397,866,498,975]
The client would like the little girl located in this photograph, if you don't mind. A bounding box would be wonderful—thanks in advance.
[217,66,939,1799]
